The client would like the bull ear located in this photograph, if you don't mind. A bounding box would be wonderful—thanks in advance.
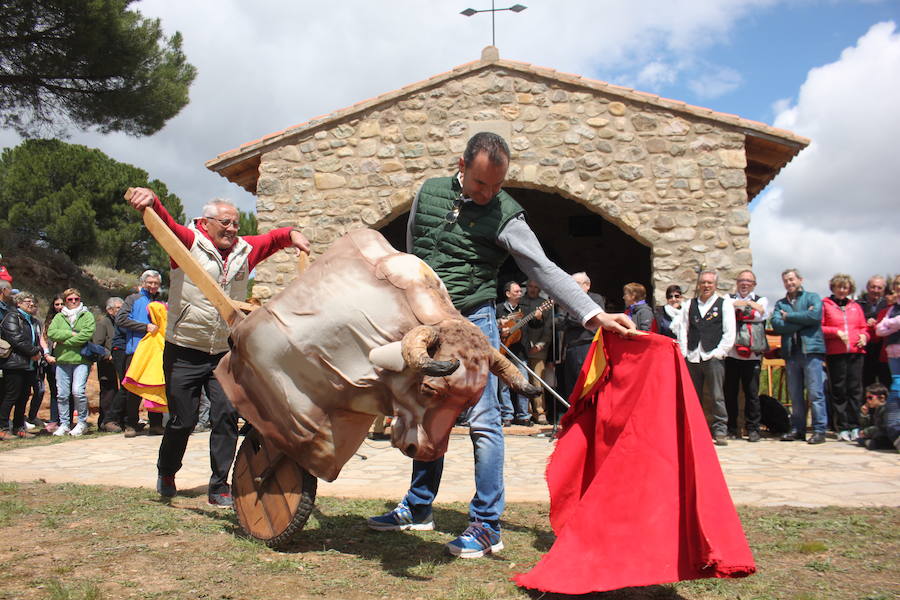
[369,342,405,372]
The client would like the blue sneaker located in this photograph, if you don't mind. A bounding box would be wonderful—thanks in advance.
[446,521,503,558]
[366,502,434,531]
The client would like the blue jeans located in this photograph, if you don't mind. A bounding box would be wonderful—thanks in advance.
[785,353,827,434]
[403,303,505,529]
[56,363,90,426]
[886,357,900,444]
[498,351,530,422]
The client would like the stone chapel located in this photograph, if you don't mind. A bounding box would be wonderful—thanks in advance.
[205,47,808,308]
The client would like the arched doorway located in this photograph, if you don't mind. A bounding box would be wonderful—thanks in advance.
[500,188,651,312]
[376,189,652,312]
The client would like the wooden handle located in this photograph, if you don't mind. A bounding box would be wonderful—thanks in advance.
[126,187,244,327]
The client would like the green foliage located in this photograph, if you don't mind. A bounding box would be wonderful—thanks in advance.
[0,138,185,273]
[239,209,258,237]
[0,0,196,137]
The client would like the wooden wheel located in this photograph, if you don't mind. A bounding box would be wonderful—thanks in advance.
[232,430,317,549]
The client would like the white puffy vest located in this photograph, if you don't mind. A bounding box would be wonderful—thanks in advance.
[166,223,250,354]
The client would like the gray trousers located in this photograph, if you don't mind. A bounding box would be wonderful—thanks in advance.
[687,358,727,437]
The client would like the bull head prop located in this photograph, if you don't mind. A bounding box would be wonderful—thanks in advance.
[215,229,538,482]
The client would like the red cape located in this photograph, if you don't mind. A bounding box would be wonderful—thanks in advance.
[514,332,755,594]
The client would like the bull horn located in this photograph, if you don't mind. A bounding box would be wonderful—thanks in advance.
[401,325,460,377]
[489,348,542,398]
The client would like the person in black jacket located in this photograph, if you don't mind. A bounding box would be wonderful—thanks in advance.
[554,272,606,423]
[94,297,124,431]
[0,292,44,440]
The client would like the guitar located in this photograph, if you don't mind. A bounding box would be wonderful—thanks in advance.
[500,299,553,352]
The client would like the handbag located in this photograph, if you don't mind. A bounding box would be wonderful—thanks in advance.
[80,341,110,362]
[0,337,11,359]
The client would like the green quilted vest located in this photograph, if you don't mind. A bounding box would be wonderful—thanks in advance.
[411,176,524,313]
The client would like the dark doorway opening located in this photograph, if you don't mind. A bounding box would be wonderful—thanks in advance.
[500,188,651,312]
[376,189,652,312]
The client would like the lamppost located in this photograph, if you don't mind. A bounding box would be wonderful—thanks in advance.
[460,1,527,47]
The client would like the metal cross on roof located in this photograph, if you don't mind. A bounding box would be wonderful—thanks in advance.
[460,1,527,47]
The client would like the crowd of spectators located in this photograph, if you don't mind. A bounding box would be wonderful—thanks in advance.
[495,268,899,453]
[0,267,211,441]
[0,248,896,456]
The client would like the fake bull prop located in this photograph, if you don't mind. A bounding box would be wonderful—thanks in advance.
[130,192,537,547]
[216,228,539,481]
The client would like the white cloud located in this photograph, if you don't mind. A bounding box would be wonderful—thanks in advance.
[687,64,743,99]
[751,20,900,301]
[0,0,784,217]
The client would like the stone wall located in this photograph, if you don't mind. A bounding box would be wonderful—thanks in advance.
[252,68,751,302]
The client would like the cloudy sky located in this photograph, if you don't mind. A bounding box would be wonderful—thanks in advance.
[1,0,898,301]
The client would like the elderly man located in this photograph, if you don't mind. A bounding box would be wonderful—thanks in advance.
[724,270,768,442]
[0,281,12,320]
[367,132,635,558]
[127,188,310,507]
[555,272,606,421]
[858,275,890,387]
[771,268,827,445]
[94,297,124,432]
[113,270,163,437]
[677,270,736,446]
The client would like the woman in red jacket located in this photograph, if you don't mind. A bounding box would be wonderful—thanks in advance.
[821,273,868,440]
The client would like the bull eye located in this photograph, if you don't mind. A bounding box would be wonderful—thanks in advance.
[420,382,439,398]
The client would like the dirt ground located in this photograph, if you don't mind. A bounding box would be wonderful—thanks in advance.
[0,481,897,600]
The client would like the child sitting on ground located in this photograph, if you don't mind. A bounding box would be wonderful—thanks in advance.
[857,383,893,450]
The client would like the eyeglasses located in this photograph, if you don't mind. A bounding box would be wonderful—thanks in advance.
[19,299,34,305]
[668,293,682,299]
[737,279,756,284]
[207,216,239,229]
[65,297,80,302]
[444,195,464,225]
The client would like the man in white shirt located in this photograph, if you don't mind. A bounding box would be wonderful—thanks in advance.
[724,270,769,442]
[677,270,736,446]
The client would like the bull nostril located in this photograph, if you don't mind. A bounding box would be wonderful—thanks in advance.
[406,443,417,456]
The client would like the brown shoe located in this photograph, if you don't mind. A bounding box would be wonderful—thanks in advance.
[535,414,548,426]
[102,422,123,433]
[15,429,36,439]
[147,425,165,436]
[123,427,137,438]
[0,430,15,441]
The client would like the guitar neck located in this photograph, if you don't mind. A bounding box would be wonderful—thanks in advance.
[508,301,552,334]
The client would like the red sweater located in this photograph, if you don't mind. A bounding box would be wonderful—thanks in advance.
[821,297,867,355]
[150,197,294,271]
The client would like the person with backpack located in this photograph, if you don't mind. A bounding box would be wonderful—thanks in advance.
[724,270,769,442]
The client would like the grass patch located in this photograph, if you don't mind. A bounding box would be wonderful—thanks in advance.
[81,262,139,292]
[798,540,828,553]
[46,579,104,600]
[0,482,895,599]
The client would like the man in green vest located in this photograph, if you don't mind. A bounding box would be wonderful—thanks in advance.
[367,131,636,558]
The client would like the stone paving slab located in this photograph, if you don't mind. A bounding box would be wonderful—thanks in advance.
[0,432,897,507]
